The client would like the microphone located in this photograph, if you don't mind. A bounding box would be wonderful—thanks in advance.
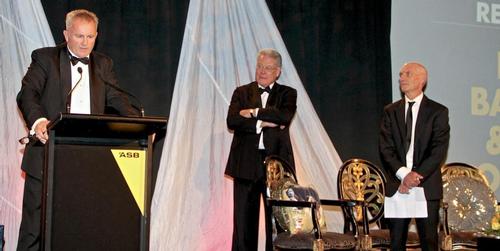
[103,81,145,117]
[65,67,83,113]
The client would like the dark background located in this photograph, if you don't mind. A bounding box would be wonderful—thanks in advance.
[41,0,393,167]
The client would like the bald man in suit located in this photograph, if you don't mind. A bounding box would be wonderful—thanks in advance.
[16,9,138,250]
[379,62,450,251]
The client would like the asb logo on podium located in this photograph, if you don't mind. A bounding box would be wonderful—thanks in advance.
[111,149,146,215]
[118,151,140,158]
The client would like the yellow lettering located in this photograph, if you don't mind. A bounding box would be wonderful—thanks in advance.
[498,51,500,79]
[471,86,489,115]
[486,125,500,155]
[479,162,500,192]
[489,89,500,116]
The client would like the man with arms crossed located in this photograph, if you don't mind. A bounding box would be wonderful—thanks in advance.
[225,49,297,250]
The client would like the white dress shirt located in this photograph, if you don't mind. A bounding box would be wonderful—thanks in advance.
[256,83,274,149]
[68,49,91,114]
[396,93,423,181]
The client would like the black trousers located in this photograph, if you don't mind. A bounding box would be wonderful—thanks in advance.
[388,200,440,251]
[231,152,272,251]
[17,174,42,251]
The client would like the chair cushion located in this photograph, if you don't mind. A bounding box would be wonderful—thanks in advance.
[449,231,477,246]
[439,230,478,250]
[274,231,357,250]
[274,185,326,234]
[367,229,391,247]
[368,229,420,248]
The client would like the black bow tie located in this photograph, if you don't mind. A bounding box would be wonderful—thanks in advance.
[258,86,271,94]
[70,55,89,66]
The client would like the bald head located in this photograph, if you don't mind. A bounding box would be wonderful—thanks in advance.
[404,62,427,81]
[399,62,428,99]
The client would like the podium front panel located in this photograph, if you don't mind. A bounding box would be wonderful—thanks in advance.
[48,144,146,250]
[41,114,166,251]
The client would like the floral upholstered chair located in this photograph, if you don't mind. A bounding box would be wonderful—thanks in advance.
[265,156,362,251]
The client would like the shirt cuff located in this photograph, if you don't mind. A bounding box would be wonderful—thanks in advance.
[30,117,48,135]
[256,120,263,134]
[254,108,259,117]
[396,166,412,181]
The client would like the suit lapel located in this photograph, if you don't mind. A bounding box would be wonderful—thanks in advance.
[251,82,263,108]
[266,82,279,108]
[413,95,429,163]
[89,53,99,113]
[396,99,406,149]
[59,46,71,111]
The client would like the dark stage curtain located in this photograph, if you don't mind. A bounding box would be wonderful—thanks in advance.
[266,0,393,163]
[41,0,391,166]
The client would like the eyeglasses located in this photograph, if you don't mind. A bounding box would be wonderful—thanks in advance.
[256,64,278,72]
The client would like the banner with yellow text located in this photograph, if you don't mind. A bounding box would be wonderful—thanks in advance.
[392,0,500,198]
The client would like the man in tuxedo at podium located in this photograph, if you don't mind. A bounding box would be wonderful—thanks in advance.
[225,48,297,250]
[379,62,450,251]
[16,9,138,250]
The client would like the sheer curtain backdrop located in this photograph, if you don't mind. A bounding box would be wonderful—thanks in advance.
[0,0,54,250]
[150,0,344,250]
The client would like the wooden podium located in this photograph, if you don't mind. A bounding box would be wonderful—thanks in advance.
[41,113,167,251]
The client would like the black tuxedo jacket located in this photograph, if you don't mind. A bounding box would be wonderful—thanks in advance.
[225,81,297,181]
[379,95,450,200]
[17,43,138,178]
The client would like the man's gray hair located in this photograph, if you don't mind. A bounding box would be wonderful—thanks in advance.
[257,48,282,67]
[66,9,99,29]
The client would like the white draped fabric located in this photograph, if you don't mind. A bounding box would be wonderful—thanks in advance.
[0,0,54,250]
[150,0,344,250]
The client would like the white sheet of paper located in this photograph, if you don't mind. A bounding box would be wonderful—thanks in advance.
[384,187,428,218]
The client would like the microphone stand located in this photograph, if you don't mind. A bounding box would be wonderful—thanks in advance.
[65,67,83,113]
[103,81,145,117]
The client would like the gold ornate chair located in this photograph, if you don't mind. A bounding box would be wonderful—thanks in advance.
[265,155,362,250]
[337,158,420,249]
[440,162,498,250]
